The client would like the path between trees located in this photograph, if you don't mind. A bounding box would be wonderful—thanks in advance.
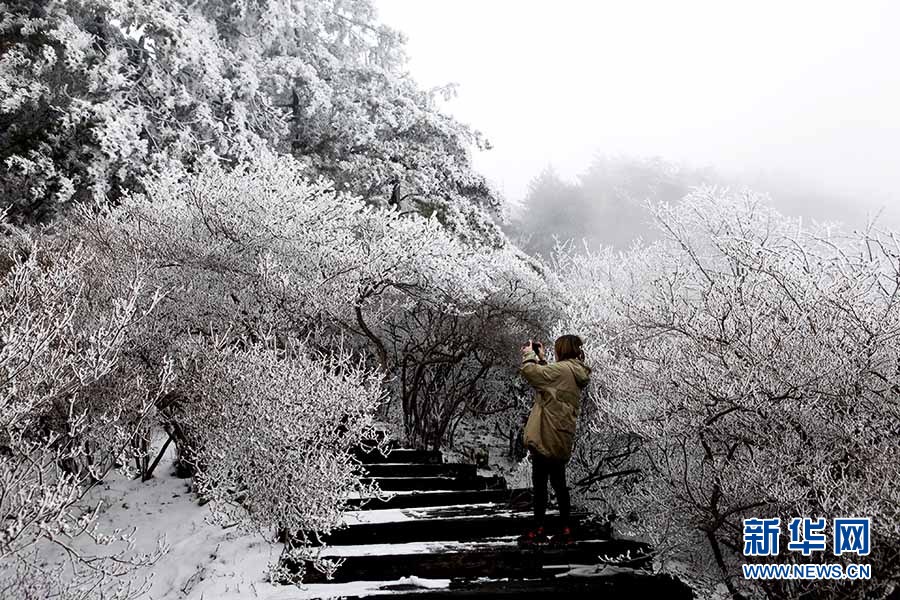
[282,440,694,598]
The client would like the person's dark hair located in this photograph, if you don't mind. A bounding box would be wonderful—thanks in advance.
[554,334,585,361]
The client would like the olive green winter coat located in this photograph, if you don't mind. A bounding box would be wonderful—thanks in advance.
[520,349,591,461]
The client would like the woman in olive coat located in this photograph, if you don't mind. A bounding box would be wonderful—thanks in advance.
[518,334,591,546]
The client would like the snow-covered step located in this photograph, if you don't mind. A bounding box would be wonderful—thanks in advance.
[356,430,392,447]
[354,448,444,464]
[360,475,507,492]
[296,438,679,595]
[362,462,477,478]
[287,576,451,600]
[319,506,607,546]
[342,502,531,525]
[346,488,533,511]
[295,537,653,583]
[338,569,694,599]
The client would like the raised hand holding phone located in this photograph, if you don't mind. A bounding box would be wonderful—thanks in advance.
[521,339,544,361]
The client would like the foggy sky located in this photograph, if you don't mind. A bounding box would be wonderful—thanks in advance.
[376,0,900,224]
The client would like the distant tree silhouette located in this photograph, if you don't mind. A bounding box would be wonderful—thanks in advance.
[510,156,715,256]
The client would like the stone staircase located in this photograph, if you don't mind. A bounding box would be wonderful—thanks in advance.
[283,440,694,598]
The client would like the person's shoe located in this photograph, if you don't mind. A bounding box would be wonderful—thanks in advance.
[517,526,549,547]
[549,526,575,548]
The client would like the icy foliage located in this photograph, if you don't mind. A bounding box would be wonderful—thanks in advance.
[0,226,172,599]
[0,0,283,222]
[1,0,501,242]
[559,188,900,599]
[174,338,383,535]
[71,151,554,452]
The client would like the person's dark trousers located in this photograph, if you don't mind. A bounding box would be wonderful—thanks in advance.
[530,449,570,529]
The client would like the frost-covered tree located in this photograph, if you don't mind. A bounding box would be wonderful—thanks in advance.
[195,0,503,236]
[558,189,900,599]
[0,225,172,599]
[171,337,383,583]
[72,151,552,455]
[1,0,502,242]
[512,156,714,256]
[359,244,556,449]
[0,0,285,224]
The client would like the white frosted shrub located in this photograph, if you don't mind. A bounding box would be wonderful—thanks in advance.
[173,338,384,537]
[74,150,473,351]
[73,152,555,453]
[559,189,900,599]
[0,227,172,599]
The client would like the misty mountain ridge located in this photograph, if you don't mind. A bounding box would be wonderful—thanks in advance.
[509,155,900,257]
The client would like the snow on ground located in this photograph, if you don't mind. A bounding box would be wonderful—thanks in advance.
[28,438,467,599]
[33,439,450,599]
[50,440,286,600]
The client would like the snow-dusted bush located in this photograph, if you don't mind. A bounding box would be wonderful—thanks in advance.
[172,337,383,538]
[71,150,489,356]
[59,150,552,581]
[75,152,358,348]
[1,0,501,243]
[374,245,556,449]
[0,225,172,599]
[0,0,285,223]
[73,151,554,452]
[559,189,900,599]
